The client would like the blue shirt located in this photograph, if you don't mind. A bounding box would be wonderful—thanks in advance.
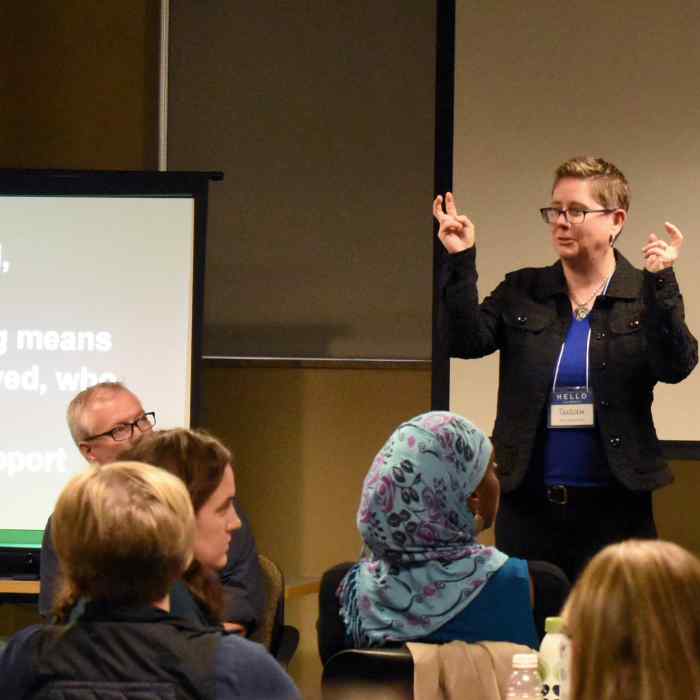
[421,557,538,649]
[543,315,611,486]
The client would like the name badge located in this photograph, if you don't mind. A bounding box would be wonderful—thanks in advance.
[548,385,595,429]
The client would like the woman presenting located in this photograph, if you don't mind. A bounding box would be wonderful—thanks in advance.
[433,156,697,582]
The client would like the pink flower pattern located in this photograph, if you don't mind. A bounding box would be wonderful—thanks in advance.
[342,411,509,647]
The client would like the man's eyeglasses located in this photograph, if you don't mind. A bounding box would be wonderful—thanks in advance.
[83,412,156,443]
[540,207,614,225]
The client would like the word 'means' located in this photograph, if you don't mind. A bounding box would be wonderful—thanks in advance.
[4,329,112,355]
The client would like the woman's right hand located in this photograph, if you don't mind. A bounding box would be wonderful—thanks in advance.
[433,192,475,254]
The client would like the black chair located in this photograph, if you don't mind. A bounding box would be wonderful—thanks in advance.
[527,560,571,639]
[317,559,570,666]
[317,561,355,665]
[318,562,414,698]
[317,558,570,699]
[322,647,413,700]
[251,554,299,667]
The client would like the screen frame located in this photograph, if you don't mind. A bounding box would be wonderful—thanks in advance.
[0,168,220,567]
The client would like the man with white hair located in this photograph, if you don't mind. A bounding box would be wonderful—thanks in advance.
[40,382,264,634]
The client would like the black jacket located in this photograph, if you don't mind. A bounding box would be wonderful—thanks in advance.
[1,603,302,700]
[444,247,697,492]
[10,604,219,700]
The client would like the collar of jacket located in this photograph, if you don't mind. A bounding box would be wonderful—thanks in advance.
[79,601,174,624]
[533,250,641,302]
[78,600,220,633]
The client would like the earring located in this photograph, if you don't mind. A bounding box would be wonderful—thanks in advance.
[609,234,614,246]
[473,513,484,534]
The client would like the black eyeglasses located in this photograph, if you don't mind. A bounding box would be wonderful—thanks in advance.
[83,412,156,443]
[540,207,614,224]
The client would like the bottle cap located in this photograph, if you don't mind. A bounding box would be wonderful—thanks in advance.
[545,617,565,634]
[512,653,538,669]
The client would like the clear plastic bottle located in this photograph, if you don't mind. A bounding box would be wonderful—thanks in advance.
[505,653,542,700]
[539,616,570,700]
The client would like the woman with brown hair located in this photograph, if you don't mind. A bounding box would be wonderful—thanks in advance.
[562,539,700,700]
[122,428,244,632]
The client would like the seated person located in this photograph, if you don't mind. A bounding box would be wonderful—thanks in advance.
[333,411,568,658]
[0,461,300,699]
[562,539,700,700]
[122,428,251,632]
[41,382,264,634]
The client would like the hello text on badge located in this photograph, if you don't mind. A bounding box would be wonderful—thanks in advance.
[548,385,595,428]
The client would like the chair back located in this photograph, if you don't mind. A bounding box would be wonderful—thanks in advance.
[322,647,413,700]
[317,561,355,665]
[251,553,285,653]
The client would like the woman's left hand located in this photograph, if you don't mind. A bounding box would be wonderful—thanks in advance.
[642,222,683,272]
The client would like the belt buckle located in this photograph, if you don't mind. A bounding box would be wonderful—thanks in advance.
[547,484,568,505]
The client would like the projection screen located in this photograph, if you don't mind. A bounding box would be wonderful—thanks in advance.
[0,170,216,555]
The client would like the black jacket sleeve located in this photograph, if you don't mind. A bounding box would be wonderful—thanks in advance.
[643,267,698,383]
[444,246,508,359]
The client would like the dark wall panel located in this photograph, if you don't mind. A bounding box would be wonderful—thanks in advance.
[168,1,436,359]
[0,1,159,170]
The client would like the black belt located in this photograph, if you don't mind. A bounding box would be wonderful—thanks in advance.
[545,483,620,506]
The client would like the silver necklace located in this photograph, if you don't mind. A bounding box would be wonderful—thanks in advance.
[570,278,607,320]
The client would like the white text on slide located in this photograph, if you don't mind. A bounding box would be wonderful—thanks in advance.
[0,449,68,478]
[16,329,112,352]
[55,367,118,392]
[0,364,47,395]
[0,329,113,356]
[0,243,11,274]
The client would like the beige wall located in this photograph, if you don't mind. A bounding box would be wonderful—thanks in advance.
[452,0,700,441]
[655,461,700,556]
[203,365,431,698]
[203,366,431,574]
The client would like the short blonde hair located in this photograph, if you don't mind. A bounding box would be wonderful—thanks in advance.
[52,461,195,614]
[562,539,700,700]
[66,381,132,445]
[554,156,630,212]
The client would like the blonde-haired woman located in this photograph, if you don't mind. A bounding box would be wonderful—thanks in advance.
[0,462,300,700]
[562,539,700,700]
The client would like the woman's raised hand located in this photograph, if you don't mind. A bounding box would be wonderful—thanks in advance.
[433,192,475,254]
[643,222,684,273]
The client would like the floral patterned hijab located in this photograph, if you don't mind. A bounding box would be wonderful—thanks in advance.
[338,411,508,646]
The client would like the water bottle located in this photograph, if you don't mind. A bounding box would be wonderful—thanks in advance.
[505,653,542,699]
[538,616,570,700]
